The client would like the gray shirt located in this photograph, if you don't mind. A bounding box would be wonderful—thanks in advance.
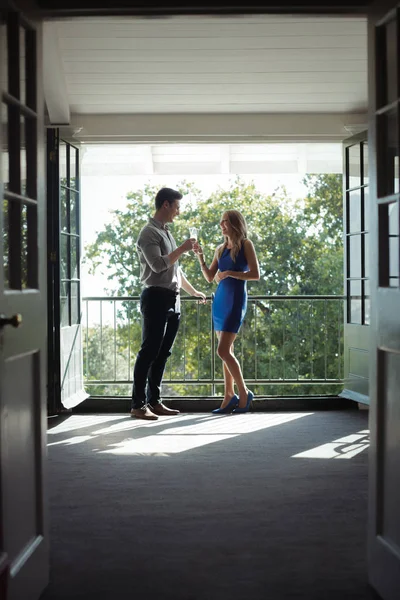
[136,217,181,293]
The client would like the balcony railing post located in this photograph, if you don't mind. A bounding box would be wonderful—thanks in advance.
[211,293,216,397]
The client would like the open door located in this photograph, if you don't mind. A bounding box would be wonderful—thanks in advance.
[368,1,400,599]
[0,4,48,600]
[58,138,87,409]
[341,132,370,405]
[47,130,87,413]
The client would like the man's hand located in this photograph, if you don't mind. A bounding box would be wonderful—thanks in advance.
[180,238,196,253]
[194,290,207,304]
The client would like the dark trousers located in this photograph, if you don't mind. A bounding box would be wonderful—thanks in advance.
[131,287,180,409]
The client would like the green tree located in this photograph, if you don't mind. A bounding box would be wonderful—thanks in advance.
[84,175,344,397]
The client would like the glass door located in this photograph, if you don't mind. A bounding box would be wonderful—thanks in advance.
[47,130,87,412]
[341,132,370,405]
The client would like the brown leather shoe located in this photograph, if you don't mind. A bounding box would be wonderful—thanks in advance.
[130,406,158,421]
[150,402,180,416]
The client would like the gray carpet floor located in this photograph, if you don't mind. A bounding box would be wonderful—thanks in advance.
[41,409,375,600]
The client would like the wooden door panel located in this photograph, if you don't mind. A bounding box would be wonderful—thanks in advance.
[368,1,400,598]
[2,352,43,560]
[379,350,400,546]
[0,5,48,600]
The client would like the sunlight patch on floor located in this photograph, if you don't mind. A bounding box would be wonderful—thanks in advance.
[92,413,207,435]
[292,430,369,459]
[100,433,236,455]
[48,414,125,435]
[99,413,313,455]
[160,412,312,436]
[47,435,96,447]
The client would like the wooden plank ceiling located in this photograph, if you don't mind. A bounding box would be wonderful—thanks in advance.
[54,15,367,115]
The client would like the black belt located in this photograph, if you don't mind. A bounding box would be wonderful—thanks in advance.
[145,286,179,297]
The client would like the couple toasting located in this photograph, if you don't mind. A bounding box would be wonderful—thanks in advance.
[131,187,260,421]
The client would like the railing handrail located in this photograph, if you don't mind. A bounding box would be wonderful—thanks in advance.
[83,294,345,301]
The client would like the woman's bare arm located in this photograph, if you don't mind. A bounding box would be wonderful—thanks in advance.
[194,244,219,284]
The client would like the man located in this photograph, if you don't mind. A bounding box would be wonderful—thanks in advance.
[131,187,206,421]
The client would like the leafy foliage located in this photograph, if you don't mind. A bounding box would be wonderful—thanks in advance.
[83,175,344,397]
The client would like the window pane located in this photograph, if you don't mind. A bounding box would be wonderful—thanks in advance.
[350,279,362,296]
[61,281,70,327]
[71,281,79,325]
[348,144,361,189]
[3,199,9,288]
[70,191,77,234]
[364,299,370,325]
[2,103,8,189]
[7,199,22,289]
[60,234,69,280]
[21,203,27,288]
[363,187,369,232]
[60,186,68,232]
[20,27,26,105]
[70,146,78,190]
[364,280,370,325]
[389,201,399,235]
[349,190,361,233]
[378,109,399,197]
[363,143,369,186]
[21,115,26,195]
[364,233,370,278]
[386,19,398,105]
[350,280,362,325]
[71,235,78,279]
[389,236,399,285]
[1,16,8,93]
[349,235,362,278]
[59,141,67,182]
[389,203,399,285]
[350,299,362,325]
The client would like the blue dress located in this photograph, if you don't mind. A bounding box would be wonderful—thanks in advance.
[212,243,248,333]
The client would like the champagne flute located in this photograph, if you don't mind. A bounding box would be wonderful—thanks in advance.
[189,226,198,240]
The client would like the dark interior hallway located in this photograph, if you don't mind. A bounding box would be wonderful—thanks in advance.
[42,409,373,600]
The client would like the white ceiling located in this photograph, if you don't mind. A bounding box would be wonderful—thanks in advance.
[50,15,368,116]
[80,143,343,176]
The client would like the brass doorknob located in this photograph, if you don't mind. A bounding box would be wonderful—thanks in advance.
[0,314,23,329]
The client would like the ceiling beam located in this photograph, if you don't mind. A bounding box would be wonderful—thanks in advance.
[66,113,368,144]
[43,22,70,125]
[36,0,368,18]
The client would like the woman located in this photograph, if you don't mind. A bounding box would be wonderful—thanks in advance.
[194,210,260,414]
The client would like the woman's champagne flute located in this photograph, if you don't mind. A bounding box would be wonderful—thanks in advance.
[189,226,198,240]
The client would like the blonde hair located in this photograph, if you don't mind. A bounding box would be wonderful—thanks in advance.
[217,210,248,262]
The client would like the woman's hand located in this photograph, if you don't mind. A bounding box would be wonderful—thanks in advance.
[194,290,207,304]
[217,270,232,281]
[193,241,203,255]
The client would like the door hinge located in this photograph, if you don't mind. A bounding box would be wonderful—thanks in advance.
[49,150,57,163]
[49,251,57,262]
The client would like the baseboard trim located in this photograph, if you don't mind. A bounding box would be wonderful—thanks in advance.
[72,395,357,413]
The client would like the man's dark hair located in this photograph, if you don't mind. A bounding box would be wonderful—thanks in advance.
[155,187,182,210]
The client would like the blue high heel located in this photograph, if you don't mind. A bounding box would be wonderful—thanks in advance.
[233,390,254,414]
[212,394,239,414]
